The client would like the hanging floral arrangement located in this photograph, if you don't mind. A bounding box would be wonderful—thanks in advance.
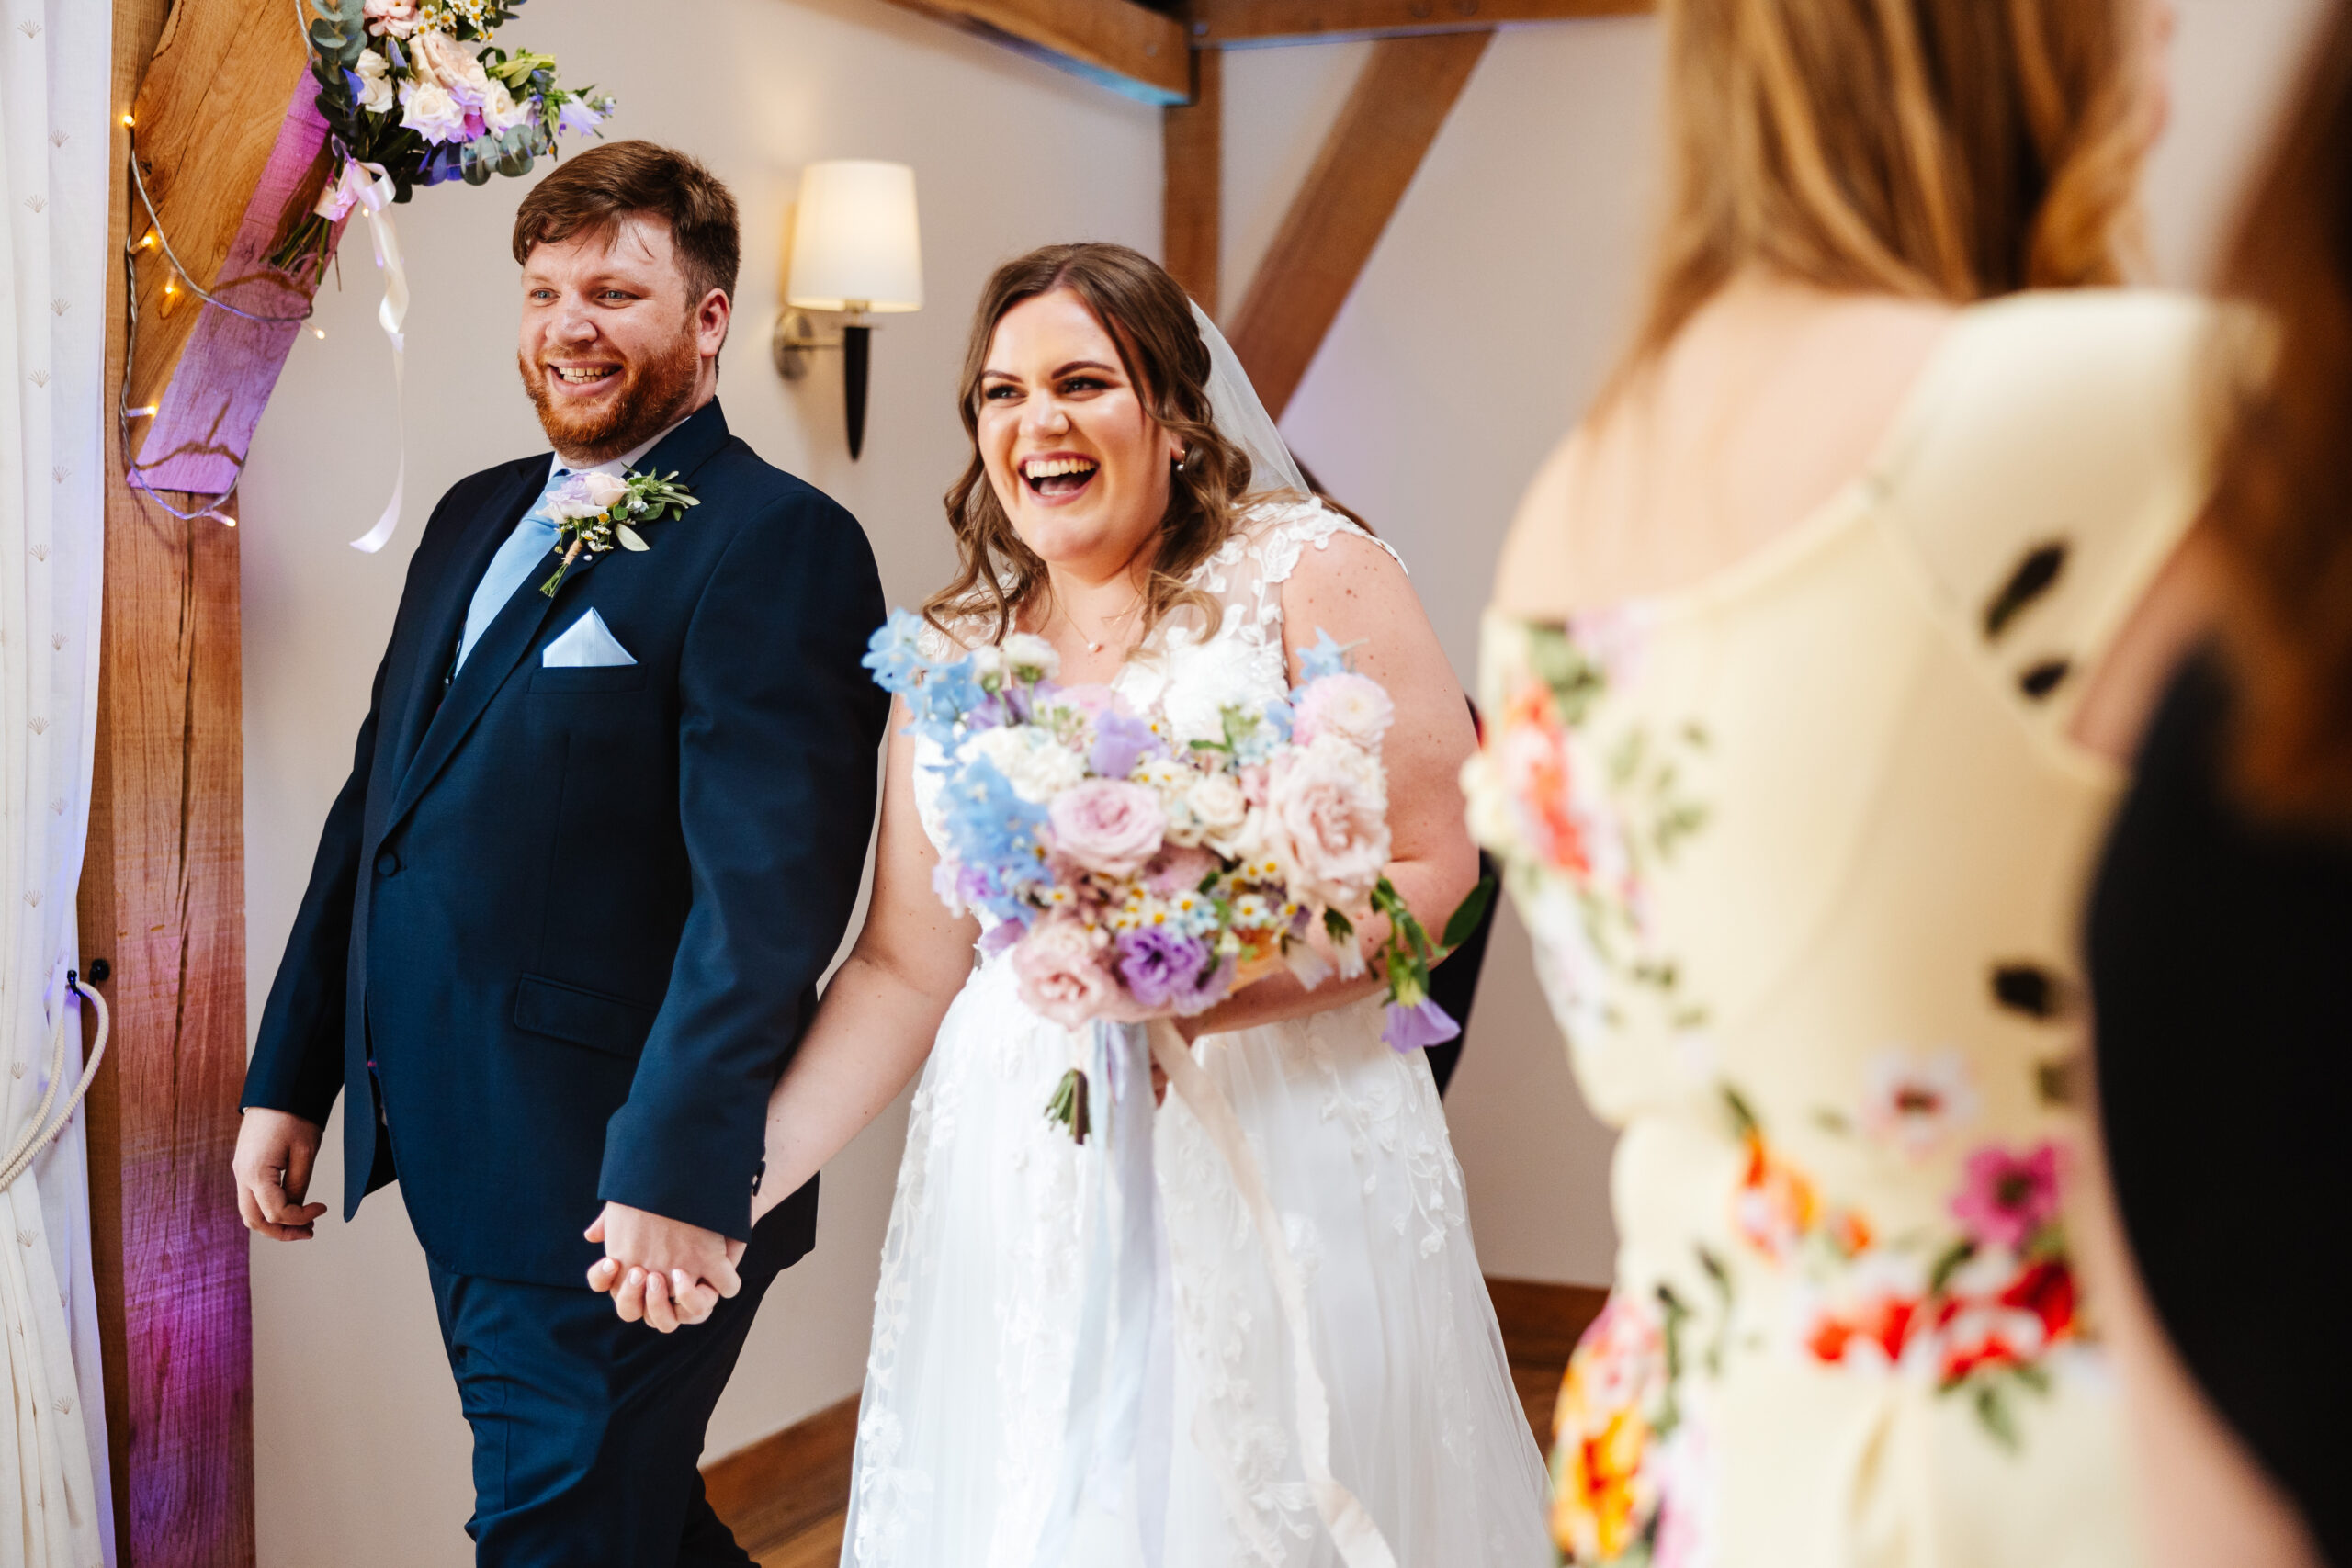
[270,0,616,275]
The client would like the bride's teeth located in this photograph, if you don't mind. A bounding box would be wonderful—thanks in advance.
[1023,457,1098,479]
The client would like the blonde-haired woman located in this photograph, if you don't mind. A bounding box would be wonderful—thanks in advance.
[1468,0,2213,1562]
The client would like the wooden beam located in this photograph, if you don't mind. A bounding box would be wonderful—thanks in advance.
[85,0,260,1560]
[1185,0,1645,47]
[124,0,322,493]
[885,0,1192,103]
[1227,30,1490,420]
[1163,47,1224,319]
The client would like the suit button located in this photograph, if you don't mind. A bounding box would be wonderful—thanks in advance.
[374,850,401,877]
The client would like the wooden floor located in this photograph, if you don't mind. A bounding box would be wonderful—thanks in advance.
[709,1277,1599,1564]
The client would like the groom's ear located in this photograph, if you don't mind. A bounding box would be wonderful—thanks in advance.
[694,286,732,360]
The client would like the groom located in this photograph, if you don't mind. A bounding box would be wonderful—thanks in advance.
[233,141,888,1562]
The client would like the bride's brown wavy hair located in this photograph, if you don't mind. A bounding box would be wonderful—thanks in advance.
[1601,0,2152,408]
[925,243,1257,646]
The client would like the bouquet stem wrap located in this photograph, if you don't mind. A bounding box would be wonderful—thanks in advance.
[1035,1019,1399,1568]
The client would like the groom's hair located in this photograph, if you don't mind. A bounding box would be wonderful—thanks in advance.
[513,141,741,309]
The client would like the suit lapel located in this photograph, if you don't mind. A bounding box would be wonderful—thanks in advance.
[382,460,547,793]
[376,400,735,842]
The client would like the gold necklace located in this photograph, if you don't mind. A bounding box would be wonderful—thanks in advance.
[1061,594,1142,655]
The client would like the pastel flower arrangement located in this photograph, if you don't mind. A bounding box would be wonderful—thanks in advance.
[865,613,1491,1135]
[269,0,615,275]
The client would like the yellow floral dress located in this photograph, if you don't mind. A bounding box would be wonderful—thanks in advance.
[1465,291,2218,1568]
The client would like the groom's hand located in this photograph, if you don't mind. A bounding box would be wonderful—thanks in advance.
[582,1202,745,1333]
[232,1109,330,1240]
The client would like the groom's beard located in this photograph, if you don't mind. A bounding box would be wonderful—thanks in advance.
[519,330,702,466]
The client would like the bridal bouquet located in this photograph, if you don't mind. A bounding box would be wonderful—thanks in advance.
[271,0,616,276]
[865,612,1488,1135]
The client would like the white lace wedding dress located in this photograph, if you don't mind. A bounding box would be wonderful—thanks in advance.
[840,500,1551,1568]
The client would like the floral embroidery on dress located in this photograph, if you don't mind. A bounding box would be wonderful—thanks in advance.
[1732,1088,2083,1449]
[1463,615,1710,1046]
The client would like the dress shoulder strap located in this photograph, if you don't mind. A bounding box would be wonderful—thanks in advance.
[1866,288,2223,738]
[1192,496,1405,650]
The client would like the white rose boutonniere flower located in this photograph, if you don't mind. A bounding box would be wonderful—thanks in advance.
[538,469,698,596]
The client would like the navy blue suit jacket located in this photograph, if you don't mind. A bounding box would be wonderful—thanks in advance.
[243,401,889,1287]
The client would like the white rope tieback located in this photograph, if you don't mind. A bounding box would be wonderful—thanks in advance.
[0,974,111,1192]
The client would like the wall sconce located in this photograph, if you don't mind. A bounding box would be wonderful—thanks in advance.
[772,160,922,461]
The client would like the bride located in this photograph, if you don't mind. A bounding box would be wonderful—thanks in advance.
[614,242,1547,1566]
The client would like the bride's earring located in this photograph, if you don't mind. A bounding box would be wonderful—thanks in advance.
[1176,446,1207,480]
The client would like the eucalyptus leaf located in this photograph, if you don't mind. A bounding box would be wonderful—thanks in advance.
[614,524,650,552]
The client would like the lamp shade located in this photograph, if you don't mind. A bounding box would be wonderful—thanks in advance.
[786,160,923,314]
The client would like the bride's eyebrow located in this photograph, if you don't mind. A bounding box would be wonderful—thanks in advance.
[1051,359,1120,378]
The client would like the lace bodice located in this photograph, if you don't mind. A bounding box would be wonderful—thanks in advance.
[913,499,1399,859]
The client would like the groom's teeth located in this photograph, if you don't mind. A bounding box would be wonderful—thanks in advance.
[556,366,618,384]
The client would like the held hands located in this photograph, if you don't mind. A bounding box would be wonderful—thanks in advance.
[233,1108,330,1240]
[583,1201,747,1334]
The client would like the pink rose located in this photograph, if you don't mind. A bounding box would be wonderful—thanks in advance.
[1012,914,1120,1030]
[1291,672,1395,750]
[363,0,419,37]
[1047,779,1167,879]
[1262,735,1390,910]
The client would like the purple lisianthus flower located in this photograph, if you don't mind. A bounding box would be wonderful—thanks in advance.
[1090,710,1160,779]
[1115,928,1207,1011]
[1382,997,1461,1053]
[978,919,1025,958]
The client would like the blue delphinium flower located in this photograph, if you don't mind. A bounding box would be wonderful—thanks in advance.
[905,656,988,747]
[1296,626,1357,683]
[862,609,933,696]
[941,756,1048,898]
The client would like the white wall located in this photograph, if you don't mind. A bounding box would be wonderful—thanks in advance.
[237,2,1158,1562]
[236,0,2322,1561]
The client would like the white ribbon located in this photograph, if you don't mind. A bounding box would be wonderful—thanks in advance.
[320,161,410,554]
[1149,1021,1398,1568]
[1035,1018,1397,1568]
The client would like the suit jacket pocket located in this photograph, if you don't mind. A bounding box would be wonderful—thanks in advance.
[514,973,657,1057]
[528,665,649,694]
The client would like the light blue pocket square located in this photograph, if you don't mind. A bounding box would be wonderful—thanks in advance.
[542,609,637,668]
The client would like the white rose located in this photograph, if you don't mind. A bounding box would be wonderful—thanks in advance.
[576,470,630,512]
[412,28,492,109]
[399,79,469,145]
[999,632,1060,683]
[355,50,395,114]
[1160,634,1282,746]
[1185,772,1250,853]
[967,726,1088,805]
[482,78,534,138]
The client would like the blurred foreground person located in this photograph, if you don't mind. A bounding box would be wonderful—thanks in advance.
[1467,0,2211,1562]
[2088,8,2352,1563]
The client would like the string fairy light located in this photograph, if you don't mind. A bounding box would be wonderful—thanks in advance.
[115,118,322,525]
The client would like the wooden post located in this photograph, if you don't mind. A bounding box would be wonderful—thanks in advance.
[1227,31,1491,419]
[84,0,263,1561]
[1164,47,1224,320]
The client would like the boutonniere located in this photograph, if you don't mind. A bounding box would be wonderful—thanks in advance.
[539,469,699,595]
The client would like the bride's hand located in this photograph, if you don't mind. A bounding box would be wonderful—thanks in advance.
[582,1211,747,1333]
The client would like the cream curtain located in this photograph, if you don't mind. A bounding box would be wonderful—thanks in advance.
[0,1,118,1565]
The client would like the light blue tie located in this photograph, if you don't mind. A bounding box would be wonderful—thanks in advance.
[454,467,571,674]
